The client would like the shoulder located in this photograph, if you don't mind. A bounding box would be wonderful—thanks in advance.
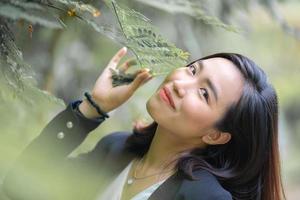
[98,131,131,147]
[92,131,132,154]
[178,170,232,200]
[90,131,136,173]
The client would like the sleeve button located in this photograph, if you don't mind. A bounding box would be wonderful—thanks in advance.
[66,121,73,129]
[57,132,65,139]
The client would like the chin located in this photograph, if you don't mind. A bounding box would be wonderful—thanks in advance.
[146,96,161,122]
[146,98,154,118]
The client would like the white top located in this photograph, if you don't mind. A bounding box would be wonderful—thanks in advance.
[96,160,168,200]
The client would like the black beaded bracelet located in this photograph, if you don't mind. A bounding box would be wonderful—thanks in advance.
[84,92,110,119]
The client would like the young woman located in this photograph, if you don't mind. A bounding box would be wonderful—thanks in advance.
[3,47,285,200]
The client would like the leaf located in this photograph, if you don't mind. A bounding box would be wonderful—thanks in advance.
[79,17,125,44]
[105,0,190,79]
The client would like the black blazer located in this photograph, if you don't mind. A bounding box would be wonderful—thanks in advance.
[2,100,232,200]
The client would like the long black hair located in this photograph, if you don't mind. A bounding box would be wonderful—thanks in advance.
[124,53,285,200]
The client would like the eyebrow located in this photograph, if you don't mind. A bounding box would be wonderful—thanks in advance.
[195,61,219,102]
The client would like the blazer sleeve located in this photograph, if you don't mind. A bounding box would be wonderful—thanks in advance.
[2,100,107,200]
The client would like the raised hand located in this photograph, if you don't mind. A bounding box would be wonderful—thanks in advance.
[79,47,152,118]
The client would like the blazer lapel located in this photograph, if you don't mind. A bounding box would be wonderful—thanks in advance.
[148,170,183,200]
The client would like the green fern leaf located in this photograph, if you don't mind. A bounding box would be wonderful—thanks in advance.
[103,0,189,87]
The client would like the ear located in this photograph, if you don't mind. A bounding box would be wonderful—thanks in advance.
[202,131,231,145]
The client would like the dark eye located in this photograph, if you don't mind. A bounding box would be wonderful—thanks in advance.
[188,64,196,75]
[199,88,209,102]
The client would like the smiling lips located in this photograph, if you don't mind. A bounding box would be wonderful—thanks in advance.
[160,86,176,109]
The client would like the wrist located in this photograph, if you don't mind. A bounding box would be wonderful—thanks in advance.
[84,92,110,118]
[79,99,103,119]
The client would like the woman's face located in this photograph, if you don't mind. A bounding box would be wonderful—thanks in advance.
[146,57,244,145]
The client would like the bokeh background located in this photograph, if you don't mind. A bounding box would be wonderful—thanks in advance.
[1,0,299,199]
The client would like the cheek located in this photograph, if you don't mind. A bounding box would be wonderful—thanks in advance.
[180,98,214,131]
[163,68,187,83]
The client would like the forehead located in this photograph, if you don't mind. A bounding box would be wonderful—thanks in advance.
[199,57,245,106]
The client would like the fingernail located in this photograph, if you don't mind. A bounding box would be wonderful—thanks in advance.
[144,68,150,72]
[123,46,127,52]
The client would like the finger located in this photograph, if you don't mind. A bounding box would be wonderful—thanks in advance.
[133,68,151,76]
[118,58,137,72]
[129,70,151,92]
[108,47,127,69]
[141,75,153,84]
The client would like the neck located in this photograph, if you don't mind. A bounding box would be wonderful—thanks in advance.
[139,125,195,173]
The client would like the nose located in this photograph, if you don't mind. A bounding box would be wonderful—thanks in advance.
[173,79,193,98]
